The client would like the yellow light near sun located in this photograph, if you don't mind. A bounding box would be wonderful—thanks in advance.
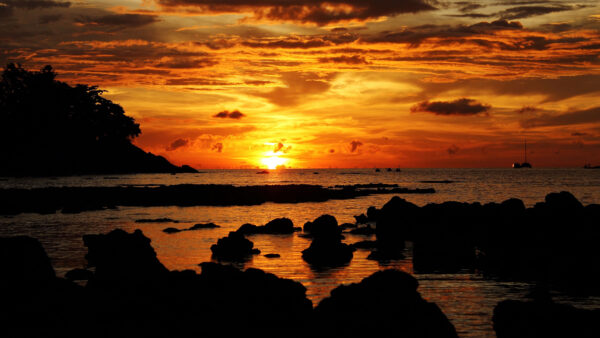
[262,155,287,169]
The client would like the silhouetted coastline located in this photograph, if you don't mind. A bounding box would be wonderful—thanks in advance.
[1,229,457,338]
[0,64,196,177]
[0,184,435,215]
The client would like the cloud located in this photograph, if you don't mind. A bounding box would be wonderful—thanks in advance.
[367,19,523,47]
[155,58,218,69]
[166,138,189,151]
[498,5,580,20]
[75,14,159,29]
[257,72,334,106]
[273,142,284,152]
[2,0,70,9]
[411,98,491,116]
[213,110,246,119]
[521,107,600,128]
[420,75,600,103]
[39,14,62,24]
[447,144,460,155]
[318,55,370,65]
[571,132,589,137]
[350,140,363,152]
[517,106,536,114]
[212,142,223,152]
[329,149,335,153]
[157,0,436,25]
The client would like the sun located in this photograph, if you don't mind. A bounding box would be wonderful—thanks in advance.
[262,155,287,169]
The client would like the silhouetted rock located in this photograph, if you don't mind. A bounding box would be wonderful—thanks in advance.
[493,299,600,338]
[210,232,261,261]
[0,184,436,215]
[302,238,354,267]
[339,222,357,229]
[315,270,458,337]
[0,236,55,285]
[188,222,220,230]
[350,240,378,250]
[303,214,341,239]
[83,229,168,287]
[163,222,220,234]
[236,218,296,235]
[349,224,376,235]
[366,206,380,221]
[65,268,93,281]
[354,213,368,224]
[264,253,281,258]
[135,217,179,223]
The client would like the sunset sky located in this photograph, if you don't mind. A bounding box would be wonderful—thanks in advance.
[1,0,599,168]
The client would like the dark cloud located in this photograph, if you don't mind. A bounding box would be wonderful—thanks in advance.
[39,14,62,24]
[367,19,523,47]
[350,140,363,152]
[521,107,600,128]
[165,78,235,86]
[517,106,536,114]
[571,132,589,137]
[75,14,159,29]
[242,33,358,49]
[2,1,70,9]
[155,58,217,69]
[447,144,460,155]
[329,149,335,153]
[166,138,189,151]
[411,98,491,116]
[273,142,284,152]
[318,55,370,65]
[158,0,436,25]
[213,110,246,119]
[498,5,579,20]
[212,143,223,152]
[421,75,600,103]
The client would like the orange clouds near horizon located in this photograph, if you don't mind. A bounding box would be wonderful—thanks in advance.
[1,0,599,168]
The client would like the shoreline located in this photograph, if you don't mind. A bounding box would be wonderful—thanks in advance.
[0,184,434,215]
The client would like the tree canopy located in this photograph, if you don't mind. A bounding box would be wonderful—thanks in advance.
[0,64,194,176]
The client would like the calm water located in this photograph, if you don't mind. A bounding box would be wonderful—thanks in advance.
[2,168,600,337]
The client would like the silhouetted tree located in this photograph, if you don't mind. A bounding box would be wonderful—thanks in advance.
[0,64,194,176]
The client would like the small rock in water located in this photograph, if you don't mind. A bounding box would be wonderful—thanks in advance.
[264,253,281,258]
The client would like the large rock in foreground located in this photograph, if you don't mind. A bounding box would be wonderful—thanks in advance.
[315,269,458,337]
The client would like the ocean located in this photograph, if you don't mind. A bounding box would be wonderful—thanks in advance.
[2,168,600,337]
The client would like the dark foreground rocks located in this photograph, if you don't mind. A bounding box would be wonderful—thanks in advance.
[363,191,600,291]
[315,269,458,337]
[493,299,600,338]
[302,215,354,267]
[1,229,459,338]
[0,184,435,215]
[210,231,261,261]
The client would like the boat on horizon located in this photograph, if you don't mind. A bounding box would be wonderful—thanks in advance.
[513,139,532,168]
[584,163,600,169]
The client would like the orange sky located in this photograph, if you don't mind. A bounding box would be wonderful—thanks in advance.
[2,0,599,168]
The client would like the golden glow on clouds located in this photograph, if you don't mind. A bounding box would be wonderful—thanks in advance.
[1,0,599,167]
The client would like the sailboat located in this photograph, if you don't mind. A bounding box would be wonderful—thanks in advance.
[512,139,532,168]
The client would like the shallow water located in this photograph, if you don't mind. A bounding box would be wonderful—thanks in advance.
[2,168,600,337]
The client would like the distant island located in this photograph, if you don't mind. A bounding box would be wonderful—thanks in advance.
[0,64,196,176]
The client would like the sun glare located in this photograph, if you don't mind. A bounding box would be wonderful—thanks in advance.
[261,155,287,169]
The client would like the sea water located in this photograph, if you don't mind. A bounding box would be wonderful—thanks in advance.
[2,168,600,337]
